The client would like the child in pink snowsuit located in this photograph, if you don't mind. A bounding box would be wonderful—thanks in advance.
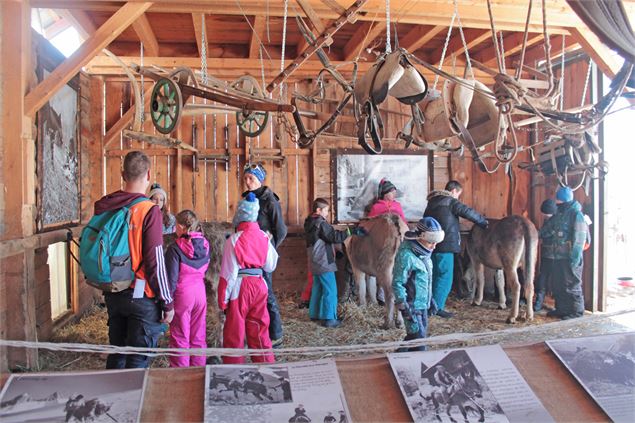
[367,178,407,223]
[218,192,279,364]
[165,210,210,367]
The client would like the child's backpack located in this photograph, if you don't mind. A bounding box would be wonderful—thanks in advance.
[79,197,150,292]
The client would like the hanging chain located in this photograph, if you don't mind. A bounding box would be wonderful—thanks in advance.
[385,0,392,54]
[434,12,456,91]
[139,41,145,124]
[559,34,566,110]
[280,0,289,98]
[453,0,474,80]
[580,57,593,107]
[201,14,208,85]
[498,30,506,73]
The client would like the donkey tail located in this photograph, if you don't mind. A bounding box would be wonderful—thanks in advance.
[522,217,538,294]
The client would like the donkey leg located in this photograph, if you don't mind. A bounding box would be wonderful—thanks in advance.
[367,275,378,306]
[495,269,507,310]
[524,279,535,321]
[354,269,367,307]
[505,268,521,324]
[380,275,396,329]
[472,263,485,306]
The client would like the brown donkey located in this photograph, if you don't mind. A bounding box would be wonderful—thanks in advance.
[466,215,538,323]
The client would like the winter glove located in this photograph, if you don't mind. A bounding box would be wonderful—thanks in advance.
[477,219,489,229]
[353,226,369,236]
[428,298,439,316]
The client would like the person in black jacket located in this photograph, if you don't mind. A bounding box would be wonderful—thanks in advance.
[304,198,349,328]
[240,163,288,346]
[424,180,487,318]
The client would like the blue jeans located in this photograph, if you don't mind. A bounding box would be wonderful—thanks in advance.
[309,272,338,321]
[432,252,454,310]
[104,290,162,369]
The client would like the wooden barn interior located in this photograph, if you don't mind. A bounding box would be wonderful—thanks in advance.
[1,1,634,421]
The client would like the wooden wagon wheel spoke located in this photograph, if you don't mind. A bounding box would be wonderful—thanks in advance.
[231,75,270,137]
[150,78,183,134]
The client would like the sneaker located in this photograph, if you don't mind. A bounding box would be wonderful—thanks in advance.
[322,319,342,328]
[271,337,284,349]
[436,309,454,319]
[546,309,563,318]
[561,313,583,320]
[298,301,310,309]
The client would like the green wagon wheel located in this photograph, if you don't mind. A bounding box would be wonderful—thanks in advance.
[231,76,269,137]
[150,78,183,134]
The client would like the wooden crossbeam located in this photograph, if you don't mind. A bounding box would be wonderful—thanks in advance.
[43,15,71,39]
[25,2,152,117]
[400,25,445,53]
[437,29,490,63]
[54,9,96,39]
[297,0,326,34]
[518,34,579,66]
[132,13,159,57]
[342,20,386,62]
[249,16,266,59]
[319,0,346,15]
[192,13,208,59]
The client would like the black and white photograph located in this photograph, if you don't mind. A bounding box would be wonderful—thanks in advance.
[207,366,292,406]
[388,345,553,423]
[547,332,635,422]
[335,152,428,222]
[38,69,80,227]
[204,359,351,423]
[0,369,146,423]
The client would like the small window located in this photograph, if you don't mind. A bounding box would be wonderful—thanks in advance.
[48,241,71,319]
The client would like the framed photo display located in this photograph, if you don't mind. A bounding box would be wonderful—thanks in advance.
[333,150,428,223]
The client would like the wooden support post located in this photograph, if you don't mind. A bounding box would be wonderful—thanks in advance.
[24,2,152,117]
[132,14,160,57]
[1,0,38,371]
[176,129,183,211]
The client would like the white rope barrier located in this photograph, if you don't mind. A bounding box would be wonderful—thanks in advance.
[1,309,633,359]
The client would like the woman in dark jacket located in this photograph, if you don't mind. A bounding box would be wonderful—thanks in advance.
[240,163,287,346]
[423,180,487,318]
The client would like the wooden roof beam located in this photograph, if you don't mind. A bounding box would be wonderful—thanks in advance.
[43,15,71,39]
[516,34,579,67]
[319,0,346,15]
[400,25,445,53]
[249,16,266,59]
[192,13,208,59]
[296,0,325,34]
[53,9,96,39]
[568,27,621,79]
[342,20,386,62]
[25,2,152,117]
[475,32,544,66]
[428,29,491,66]
[132,13,159,57]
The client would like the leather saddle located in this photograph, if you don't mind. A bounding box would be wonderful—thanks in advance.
[354,48,428,154]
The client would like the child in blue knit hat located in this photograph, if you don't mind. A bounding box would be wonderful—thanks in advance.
[393,217,445,351]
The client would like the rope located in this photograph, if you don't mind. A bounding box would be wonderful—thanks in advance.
[2,308,633,358]
[385,0,392,54]
[453,0,474,80]
[486,0,504,73]
[559,34,566,111]
[434,12,456,91]
[580,57,593,107]
[139,42,145,124]
[515,0,533,80]
[200,14,208,85]
[280,0,289,98]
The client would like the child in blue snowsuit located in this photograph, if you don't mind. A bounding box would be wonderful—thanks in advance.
[392,217,445,351]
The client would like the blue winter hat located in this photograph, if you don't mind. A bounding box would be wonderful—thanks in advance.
[540,199,557,215]
[556,186,573,202]
[405,217,445,243]
[244,163,266,183]
[233,192,260,226]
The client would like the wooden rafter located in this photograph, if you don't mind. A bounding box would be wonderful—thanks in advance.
[342,20,386,62]
[319,0,346,15]
[568,27,621,79]
[400,25,445,53]
[31,0,581,33]
[517,34,579,67]
[477,32,544,66]
[54,9,96,39]
[433,28,491,65]
[25,2,152,117]
[296,0,326,34]
[43,15,71,39]
[132,13,159,57]
[249,16,266,59]
[192,12,208,59]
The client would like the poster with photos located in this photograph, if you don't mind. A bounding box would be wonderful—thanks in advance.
[388,344,553,423]
[204,359,351,423]
[547,332,635,423]
[335,152,428,222]
[0,369,146,423]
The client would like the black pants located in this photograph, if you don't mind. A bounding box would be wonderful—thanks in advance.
[551,258,585,316]
[535,257,555,295]
[104,290,162,369]
[398,309,428,352]
[263,271,284,341]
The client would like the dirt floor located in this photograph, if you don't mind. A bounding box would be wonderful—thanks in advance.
[30,289,635,373]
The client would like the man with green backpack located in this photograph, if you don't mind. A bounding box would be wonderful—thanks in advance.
[81,151,173,368]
